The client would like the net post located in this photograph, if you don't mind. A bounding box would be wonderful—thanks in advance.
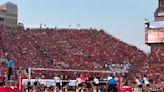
[28,67,31,80]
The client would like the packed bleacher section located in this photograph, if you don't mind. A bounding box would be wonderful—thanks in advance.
[0,25,163,85]
[144,48,164,84]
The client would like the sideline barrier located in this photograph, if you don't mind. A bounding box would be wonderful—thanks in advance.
[118,77,132,92]
[0,86,16,92]
[120,86,132,92]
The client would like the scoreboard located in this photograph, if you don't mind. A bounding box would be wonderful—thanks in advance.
[145,30,164,43]
[145,21,164,44]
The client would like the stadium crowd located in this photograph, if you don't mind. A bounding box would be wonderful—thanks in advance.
[0,25,163,91]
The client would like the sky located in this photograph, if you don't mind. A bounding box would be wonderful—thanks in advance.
[0,0,157,52]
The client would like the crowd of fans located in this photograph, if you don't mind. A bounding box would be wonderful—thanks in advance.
[0,25,163,90]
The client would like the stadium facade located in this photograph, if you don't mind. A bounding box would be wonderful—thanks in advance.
[0,2,17,27]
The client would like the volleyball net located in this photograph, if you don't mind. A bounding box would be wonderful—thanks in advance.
[20,67,133,92]
[28,67,112,80]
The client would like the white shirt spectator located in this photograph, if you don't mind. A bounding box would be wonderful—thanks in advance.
[54,76,60,83]
[76,77,82,85]
[143,77,150,85]
[93,78,99,84]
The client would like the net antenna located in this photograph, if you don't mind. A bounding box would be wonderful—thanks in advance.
[28,67,111,80]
